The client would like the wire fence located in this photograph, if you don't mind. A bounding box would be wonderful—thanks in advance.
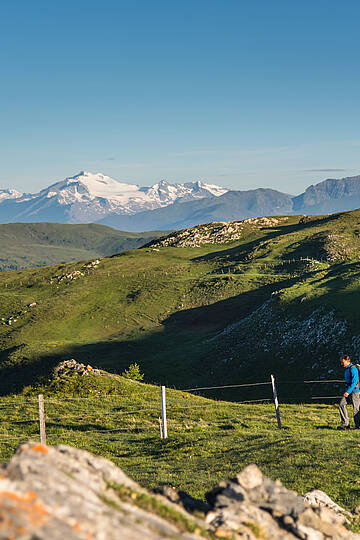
[0,375,348,447]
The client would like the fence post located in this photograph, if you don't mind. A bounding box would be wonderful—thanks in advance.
[158,417,163,439]
[38,394,46,445]
[271,375,282,429]
[161,386,168,439]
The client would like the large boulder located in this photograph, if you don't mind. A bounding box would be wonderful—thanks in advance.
[205,464,359,539]
[0,442,358,539]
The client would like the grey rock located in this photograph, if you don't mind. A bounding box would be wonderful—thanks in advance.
[304,489,353,521]
[2,442,205,539]
[205,465,359,539]
[0,444,358,539]
[236,464,263,489]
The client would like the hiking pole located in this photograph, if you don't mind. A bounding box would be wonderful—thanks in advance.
[271,375,282,429]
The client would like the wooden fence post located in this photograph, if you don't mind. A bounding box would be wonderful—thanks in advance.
[161,386,168,439]
[38,394,46,445]
[271,375,282,429]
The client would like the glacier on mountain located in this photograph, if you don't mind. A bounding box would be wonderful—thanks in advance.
[0,171,228,224]
[0,188,23,202]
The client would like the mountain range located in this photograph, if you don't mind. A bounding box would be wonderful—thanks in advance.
[1,171,360,231]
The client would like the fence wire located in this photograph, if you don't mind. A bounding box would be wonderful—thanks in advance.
[0,377,348,443]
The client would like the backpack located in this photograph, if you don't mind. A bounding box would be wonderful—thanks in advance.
[350,364,360,387]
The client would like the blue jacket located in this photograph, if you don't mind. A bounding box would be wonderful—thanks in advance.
[345,364,360,394]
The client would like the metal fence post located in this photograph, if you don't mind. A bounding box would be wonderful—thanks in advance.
[161,386,168,439]
[271,375,282,429]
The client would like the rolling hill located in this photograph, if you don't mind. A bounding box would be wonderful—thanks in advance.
[0,222,167,271]
[0,208,360,397]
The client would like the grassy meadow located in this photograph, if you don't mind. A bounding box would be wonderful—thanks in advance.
[1,371,359,514]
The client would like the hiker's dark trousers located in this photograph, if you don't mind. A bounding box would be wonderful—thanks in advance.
[339,392,360,427]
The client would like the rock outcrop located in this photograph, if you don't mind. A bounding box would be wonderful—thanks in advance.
[205,464,359,539]
[147,217,287,248]
[54,358,102,377]
[0,442,358,539]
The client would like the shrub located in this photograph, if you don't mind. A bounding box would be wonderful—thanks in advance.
[121,363,144,381]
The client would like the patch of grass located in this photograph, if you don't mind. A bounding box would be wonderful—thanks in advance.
[109,483,215,538]
[244,522,267,538]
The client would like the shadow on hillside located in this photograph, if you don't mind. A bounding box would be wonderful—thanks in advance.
[1,230,355,398]
[0,275,304,397]
[193,216,341,265]
[8,420,120,432]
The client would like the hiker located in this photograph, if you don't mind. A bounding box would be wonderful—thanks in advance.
[338,354,360,430]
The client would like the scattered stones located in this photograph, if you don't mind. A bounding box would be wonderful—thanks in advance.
[325,233,355,262]
[50,270,84,284]
[209,296,360,376]
[0,445,357,539]
[0,303,35,326]
[147,217,288,248]
[50,260,101,284]
[83,259,100,269]
[54,359,101,377]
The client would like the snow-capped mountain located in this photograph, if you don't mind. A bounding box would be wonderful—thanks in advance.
[0,171,228,224]
[0,188,23,203]
[3,171,360,230]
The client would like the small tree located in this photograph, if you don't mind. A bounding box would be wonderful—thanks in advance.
[121,362,144,381]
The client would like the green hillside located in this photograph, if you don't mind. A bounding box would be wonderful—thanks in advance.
[0,222,166,271]
[0,210,360,397]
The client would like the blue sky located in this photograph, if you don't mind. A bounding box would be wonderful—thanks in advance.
[1,0,360,194]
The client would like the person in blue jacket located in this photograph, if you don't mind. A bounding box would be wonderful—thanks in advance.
[338,354,360,430]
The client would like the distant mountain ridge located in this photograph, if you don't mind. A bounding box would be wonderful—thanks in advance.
[98,188,293,231]
[293,175,360,213]
[1,171,360,230]
[0,171,227,225]
[0,222,166,271]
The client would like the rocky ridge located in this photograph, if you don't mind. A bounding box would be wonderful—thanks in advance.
[0,442,358,539]
[147,217,288,248]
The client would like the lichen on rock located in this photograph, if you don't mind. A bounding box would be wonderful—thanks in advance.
[0,442,358,539]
